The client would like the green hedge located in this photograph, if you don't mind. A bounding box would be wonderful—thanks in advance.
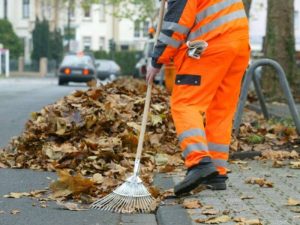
[93,50,142,75]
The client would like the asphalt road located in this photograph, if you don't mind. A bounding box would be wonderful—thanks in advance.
[0,77,91,148]
[0,77,160,225]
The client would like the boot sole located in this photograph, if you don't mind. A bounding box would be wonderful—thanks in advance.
[206,182,227,190]
[174,167,218,196]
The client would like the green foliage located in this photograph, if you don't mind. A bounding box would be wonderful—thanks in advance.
[68,0,156,20]
[32,19,63,63]
[31,19,50,61]
[49,29,64,63]
[0,19,23,58]
[246,134,265,144]
[94,50,142,75]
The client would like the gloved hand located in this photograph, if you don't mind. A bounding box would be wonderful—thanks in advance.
[146,64,161,85]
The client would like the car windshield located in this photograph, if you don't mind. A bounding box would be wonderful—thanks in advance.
[61,55,93,67]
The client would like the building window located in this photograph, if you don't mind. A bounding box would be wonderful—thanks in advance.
[23,0,30,19]
[83,37,92,50]
[121,45,129,51]
[99,37,105,50]
[134,20,140,37]
[83,6,91,18]
[143,21,149,37]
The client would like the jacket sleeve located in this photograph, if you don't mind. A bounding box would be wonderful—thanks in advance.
[151,0,197,68]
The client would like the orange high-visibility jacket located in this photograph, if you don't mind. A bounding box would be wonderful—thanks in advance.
[151,0,249,68]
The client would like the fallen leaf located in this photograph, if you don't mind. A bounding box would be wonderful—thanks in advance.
[195,215,231,224]
[286,198,300,206]
[290,161,300,169]
[10,209,20,215]
[150,114,163,126]
[240,195,254,200]
[272,160,286,168]
[91,173,104,184]
[4,192,30,198]
[56,201,87,211]
[234,217,262,225]
[202,209,219,215]
[245,177,274,188]
[50,170,95,198]
[183,199,202,209]
[0,162,7,168]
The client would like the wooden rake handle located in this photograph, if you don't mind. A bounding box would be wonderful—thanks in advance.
[133,0,166,176]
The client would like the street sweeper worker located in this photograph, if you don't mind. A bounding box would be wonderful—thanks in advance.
[146,0,250,196]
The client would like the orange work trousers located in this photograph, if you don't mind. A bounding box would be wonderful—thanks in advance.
[171,38,250,175]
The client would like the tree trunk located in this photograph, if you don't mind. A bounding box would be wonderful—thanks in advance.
[262,0,296,97]
[242,0,252,16]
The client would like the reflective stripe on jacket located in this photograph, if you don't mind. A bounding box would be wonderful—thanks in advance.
[152,0,249,68]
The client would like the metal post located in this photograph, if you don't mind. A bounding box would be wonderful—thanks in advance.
[5,50,9,77]
[234,58,300,135]
[253,69,270,120]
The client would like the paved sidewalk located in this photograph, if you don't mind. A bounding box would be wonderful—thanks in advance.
[2,160,298,225]
[168,160,300,225]
[249,102,300,119]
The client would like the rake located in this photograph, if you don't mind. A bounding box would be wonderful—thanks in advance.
[90,0,166,214]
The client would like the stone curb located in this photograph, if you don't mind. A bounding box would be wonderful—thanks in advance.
[153,174,192,225]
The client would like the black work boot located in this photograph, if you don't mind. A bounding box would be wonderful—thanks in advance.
[174,157,218,196]
[204,175,228,190]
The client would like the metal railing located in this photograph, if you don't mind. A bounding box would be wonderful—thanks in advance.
[234,58,300,135]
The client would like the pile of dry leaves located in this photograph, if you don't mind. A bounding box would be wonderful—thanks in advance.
[0,79,182,203]
[0,78,299,206]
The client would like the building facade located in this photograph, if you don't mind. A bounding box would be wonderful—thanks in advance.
[1,0,300,62]
[0,0,150,62]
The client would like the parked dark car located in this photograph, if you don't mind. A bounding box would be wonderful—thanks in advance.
[95,59,121,80]
[58,53,96,85]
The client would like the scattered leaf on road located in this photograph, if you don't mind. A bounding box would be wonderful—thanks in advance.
[4,192,30,198]
[10,209,20,215]
[56,201,87,211]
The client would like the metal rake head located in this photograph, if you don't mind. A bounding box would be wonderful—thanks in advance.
[90,175,156,213]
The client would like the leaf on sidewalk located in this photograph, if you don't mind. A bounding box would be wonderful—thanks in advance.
[183,199,202,209]
[195,215,231,224]
[286,198,300,206]
[272,160,286,168]
[245,177,274,188]
[290,161,300,169]
[234,217,263,225]
[240,195,254,200]
[202,209,219,215]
